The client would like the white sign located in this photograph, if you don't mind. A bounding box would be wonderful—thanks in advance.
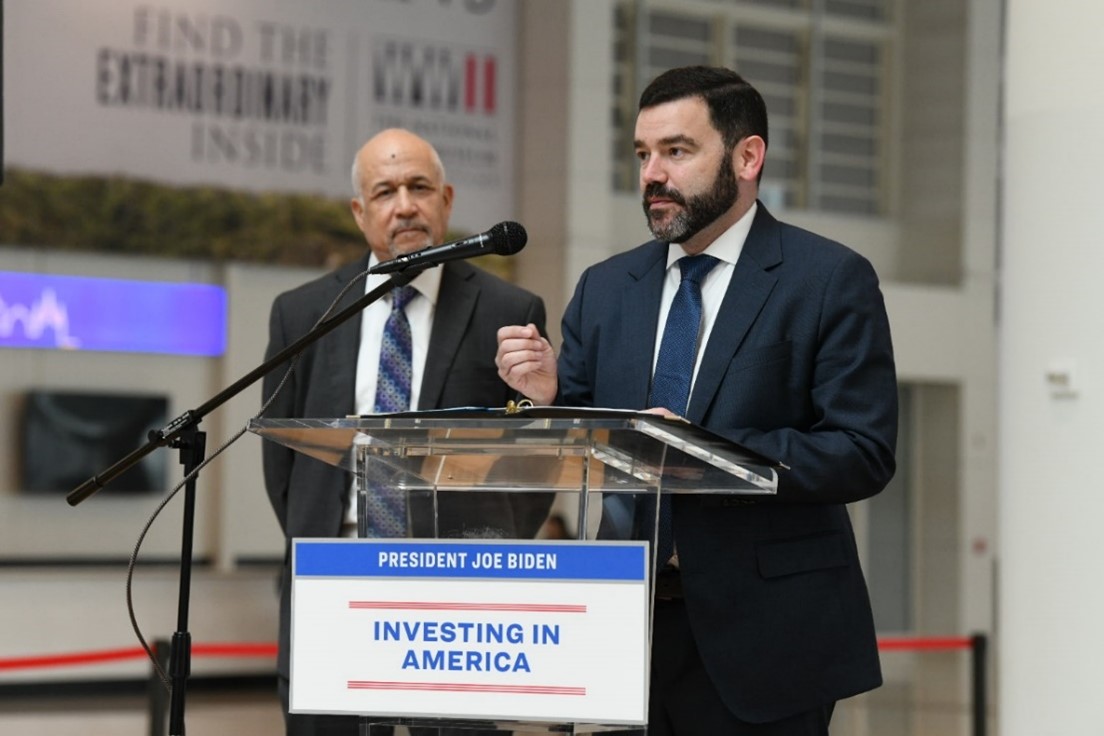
[291,539,649,727]
[4,0,517,231]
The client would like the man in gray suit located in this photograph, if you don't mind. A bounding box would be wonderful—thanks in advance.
[262,128,549,735]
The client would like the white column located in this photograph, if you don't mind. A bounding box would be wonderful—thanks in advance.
[999,0,1104,731]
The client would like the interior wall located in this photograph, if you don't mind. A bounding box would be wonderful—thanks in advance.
[0,249,320,680]
[911,383,965,733]
[516,0,572,347]
[1000,0,1104,731]
[957,0,1001,641]
[896,0,967,285]
[564,0,617,294]
[0,570,280,683]
[0,3,1009,725]
[0,249,319,563]
[217,261,324,565]
[1,249,220,561]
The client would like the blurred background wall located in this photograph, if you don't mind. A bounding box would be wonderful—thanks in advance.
[1,0,1096,733]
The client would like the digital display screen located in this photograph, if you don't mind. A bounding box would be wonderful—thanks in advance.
[20,390,168,494]
[0,271,227,356]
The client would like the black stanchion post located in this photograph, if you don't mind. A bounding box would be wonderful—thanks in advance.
[149,638,171,736]
[971,633,988,736]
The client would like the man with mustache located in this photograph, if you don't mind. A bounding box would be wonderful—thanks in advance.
[496,67,897,735]
[262,128,549,736]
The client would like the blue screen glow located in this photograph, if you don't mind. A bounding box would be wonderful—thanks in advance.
[0,271,227,356]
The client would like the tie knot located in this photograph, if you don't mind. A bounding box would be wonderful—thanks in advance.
[678,254,719,285]
[390,285,418,311]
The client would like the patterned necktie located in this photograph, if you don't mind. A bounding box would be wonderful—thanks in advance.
[365,284,417,537]
[373,285,417,414]
[650,255,719,564]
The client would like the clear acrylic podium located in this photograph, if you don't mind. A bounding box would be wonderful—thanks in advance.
[250,408,781,734]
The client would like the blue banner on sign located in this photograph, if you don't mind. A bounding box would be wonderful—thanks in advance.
[294,540,648,582]
[0,271,227,356]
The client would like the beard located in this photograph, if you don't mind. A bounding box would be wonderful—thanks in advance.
[642,153,739,244]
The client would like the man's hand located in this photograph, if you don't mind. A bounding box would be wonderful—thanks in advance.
[496,323,558,405]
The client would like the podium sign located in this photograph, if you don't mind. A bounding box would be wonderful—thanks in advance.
[290,538,649,725]
[251,410,782,732]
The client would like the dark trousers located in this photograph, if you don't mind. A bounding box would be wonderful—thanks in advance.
[631,598,834,736]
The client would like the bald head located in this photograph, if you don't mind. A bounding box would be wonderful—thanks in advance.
[351,129,447,197]
[350,129,454,262]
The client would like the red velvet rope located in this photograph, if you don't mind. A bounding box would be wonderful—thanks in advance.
[0,638,971,673]
[877,636,974,651]
[0,643,278,672]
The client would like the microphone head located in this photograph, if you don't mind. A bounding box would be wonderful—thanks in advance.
[490,221,528,256]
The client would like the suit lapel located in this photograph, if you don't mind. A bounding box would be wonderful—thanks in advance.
[687,206,782,424]
[322,254,372,416]
[620,243,669,407]
[419,263,476,409]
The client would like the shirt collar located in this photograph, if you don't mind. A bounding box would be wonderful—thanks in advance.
[665,201,758,269]
[365,252,443,306]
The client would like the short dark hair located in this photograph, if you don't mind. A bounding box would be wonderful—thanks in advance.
[639,66,769,153]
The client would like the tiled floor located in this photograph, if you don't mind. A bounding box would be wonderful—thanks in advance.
[0,690,285,735]
[0,676,991,735]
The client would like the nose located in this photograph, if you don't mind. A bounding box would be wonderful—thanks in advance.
[394,186,418,216]
[640,154,667,188]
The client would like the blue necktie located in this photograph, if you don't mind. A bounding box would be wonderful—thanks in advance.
[365,284,417,537]
[650,255,719,564]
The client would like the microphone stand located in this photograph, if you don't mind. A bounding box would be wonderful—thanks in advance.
[66,268,421,736]
[168,423,204,736]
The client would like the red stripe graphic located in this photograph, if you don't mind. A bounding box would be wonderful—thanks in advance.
[465,54,477,112]
[348,601,586,613]
[348,680,585,696]
[483,56,496,114]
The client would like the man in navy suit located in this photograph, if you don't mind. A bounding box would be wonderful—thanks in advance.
[263,128,549,736]
[496,67,897,735]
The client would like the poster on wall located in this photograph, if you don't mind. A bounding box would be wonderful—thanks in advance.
[1,0,516,246]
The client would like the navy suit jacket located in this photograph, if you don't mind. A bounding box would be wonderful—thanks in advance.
[261,254,548,679]
[558,204,897,722]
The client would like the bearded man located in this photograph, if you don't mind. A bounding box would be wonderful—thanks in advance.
[495,66,898,736]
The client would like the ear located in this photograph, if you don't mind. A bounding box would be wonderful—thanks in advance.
[441,183,455,218]
[350,196,366,230]
[734,135,766,183]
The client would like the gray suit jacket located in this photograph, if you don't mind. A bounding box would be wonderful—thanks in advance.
[261,254,548,677]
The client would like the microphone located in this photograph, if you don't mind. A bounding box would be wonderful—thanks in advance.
[369,221,527,274]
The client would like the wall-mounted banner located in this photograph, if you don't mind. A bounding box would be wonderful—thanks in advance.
[3,0,516,232]
[291,539,649,727]
[0,271,227,356]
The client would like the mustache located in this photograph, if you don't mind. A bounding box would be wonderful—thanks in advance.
[643,183,686,206]
[390,220,430,237]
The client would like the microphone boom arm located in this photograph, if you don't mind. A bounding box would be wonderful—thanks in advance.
[66,269,421,506]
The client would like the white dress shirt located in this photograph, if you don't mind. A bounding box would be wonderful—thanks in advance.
[354,257,443,414]
[652,202,757,406]
[345,257,443,530]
